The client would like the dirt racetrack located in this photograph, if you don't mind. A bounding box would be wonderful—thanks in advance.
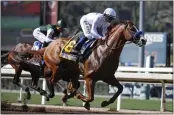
[1,101,173,114]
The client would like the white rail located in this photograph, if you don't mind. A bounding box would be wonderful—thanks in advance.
[1,64,173,73]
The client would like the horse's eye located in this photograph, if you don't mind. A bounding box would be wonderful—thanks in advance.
[130,27,136,32]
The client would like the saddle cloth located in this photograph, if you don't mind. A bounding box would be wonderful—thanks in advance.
[59,31,98,63]
[59,32,84,62]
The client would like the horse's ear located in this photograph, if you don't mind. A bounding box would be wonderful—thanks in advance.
[126,20,134,25]
[122,20,134,26]
[120,20,129,24]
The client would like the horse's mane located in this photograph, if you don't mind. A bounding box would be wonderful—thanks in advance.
[107,20,133,32]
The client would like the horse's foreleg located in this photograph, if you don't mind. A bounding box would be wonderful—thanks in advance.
[76,78,96,110]
[30,74,48,97]
[30,73,47,95]
[17,81,31,100]
[45,67,61,98]
[31,73,40,88]
[12,66,31,100]
[55,82,68,103]
[76,78,95,102]
[13,66,22,84]
[45,78,55,98]
[101,76,123,107]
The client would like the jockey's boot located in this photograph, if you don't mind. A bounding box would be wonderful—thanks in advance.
[73,37,88,54]
[79,39,97,63]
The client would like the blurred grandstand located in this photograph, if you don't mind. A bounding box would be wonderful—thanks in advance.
[1,1,173,66]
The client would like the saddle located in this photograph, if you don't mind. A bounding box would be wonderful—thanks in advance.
[59,32,98,63]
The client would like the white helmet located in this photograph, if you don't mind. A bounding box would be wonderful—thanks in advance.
[103,8,116,22]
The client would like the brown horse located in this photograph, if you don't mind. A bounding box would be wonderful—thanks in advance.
[30,20,146,109]
[1,43,52,100]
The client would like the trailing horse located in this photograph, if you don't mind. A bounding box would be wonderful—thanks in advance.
[1,43,50,100]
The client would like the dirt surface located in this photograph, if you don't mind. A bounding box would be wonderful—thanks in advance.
[1,101,173,114]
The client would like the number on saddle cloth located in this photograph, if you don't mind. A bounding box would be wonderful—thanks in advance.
[62,32,97,63]
[59,31,85,62]
[64,32,85,53]
[33,41,43,50]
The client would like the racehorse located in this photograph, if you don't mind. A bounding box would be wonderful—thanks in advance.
[1,43,49,100]
[20,20,146,109]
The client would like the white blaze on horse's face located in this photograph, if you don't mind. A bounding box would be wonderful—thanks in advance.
[139,35,147,47]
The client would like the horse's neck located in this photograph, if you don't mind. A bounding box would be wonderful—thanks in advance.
[86,24,126,73]
[108,25,126,48]
[97,24,126,56]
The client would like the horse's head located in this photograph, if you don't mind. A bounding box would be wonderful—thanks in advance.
[108,20,147,48]
[122,20,147,47]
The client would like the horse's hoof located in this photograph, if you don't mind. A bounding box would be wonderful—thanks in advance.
[101,101,109,107]
[62,96,68,102]
[37,87,41,91]
[84,102,90,110]
[40,91,44,95]
[40,90,47,95]
[26,93,31,100]
[45,97,50,101]
[48,94,55,98]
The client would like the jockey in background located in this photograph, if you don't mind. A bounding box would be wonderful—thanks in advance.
[74,8,116,54]
[32,20,67,50]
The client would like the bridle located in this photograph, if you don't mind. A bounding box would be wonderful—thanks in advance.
[105,22,137,50]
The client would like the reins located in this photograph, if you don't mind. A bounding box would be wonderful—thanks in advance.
[105,23,133,50]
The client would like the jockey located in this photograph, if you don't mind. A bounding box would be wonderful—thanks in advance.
[32,20,67,50]
[74,8,116,54]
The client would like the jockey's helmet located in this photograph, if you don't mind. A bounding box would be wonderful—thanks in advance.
[57,20,67,28]
[103,8,116,23]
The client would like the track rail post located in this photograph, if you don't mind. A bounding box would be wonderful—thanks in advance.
[18,78,23,102]
[117,94,122,111]
[41,79,46,105]
[160,80,166,112]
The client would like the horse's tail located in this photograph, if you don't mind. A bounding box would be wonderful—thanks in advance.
[1,52,9,67]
